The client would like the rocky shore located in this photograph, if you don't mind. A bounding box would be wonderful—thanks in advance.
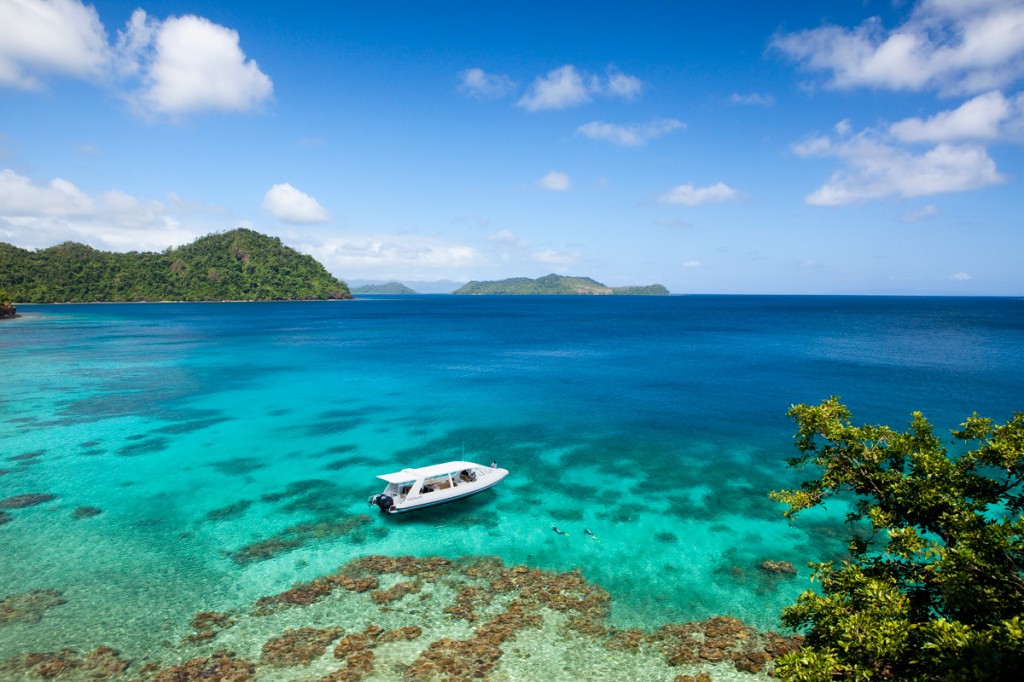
[0,554,803,681]
[0,300,16,319]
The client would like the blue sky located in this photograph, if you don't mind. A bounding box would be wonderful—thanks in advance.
[1,0,1021,294]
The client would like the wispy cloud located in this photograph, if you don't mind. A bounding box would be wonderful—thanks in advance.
[532,249,581,266]
[728,92,774,106]
[660,182,741,206]
[262,183,328,224]
[458,67,517,99]
[0,168,205,251]
[950,272,973,281]
[771,0,1024,96]
[682,259,703,268]
[900,205,939,223]
[300,234,486,281]
[538,171,570,191]
[577,118,685,146]
[889,90,1024,142]
[793,125,1005,205]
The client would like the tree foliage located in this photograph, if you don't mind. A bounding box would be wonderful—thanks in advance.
[0,229,351,303]
[771,397,1024,680]
[0,285,15,318]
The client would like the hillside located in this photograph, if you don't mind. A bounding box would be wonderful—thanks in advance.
[351,282,418,294]
[454,274,669,296]
[0,229,351,303]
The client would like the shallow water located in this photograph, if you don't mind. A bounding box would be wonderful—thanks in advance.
[1,296,1021,676]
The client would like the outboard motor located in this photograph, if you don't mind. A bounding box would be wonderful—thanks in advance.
[370,493,394,513]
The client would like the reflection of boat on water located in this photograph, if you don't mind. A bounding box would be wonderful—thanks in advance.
[368,460,508,513]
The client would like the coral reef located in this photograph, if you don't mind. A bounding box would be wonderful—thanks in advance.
[0,553,805,680]
[229,514,371,565]
[72,506,103,520]
[260,626,343,666]
[0,493,57,509]
[150,650,255,681]
[183,611,236,645]
[0,589,67,625]
[0,646,129,680]
[758,560,797,575]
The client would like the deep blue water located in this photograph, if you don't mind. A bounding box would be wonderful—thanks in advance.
[1,295,1022,664]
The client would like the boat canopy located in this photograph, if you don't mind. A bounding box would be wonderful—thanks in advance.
[376,460,483,484]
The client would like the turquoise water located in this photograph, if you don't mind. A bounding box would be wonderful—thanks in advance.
[1,296,1022,673]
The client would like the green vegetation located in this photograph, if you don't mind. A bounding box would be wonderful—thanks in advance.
[771,397,1024,681]
[610,284,671,296]
[0,229,351,303]
[453,273,669,295]
[0,286,15,318]
[352,282,418,294]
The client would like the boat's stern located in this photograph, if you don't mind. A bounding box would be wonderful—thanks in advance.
[368,492,396,513]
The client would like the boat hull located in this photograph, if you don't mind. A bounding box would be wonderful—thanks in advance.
[387,474,504,513]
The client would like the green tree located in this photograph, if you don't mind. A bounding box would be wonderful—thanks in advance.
[771,397,1024,681]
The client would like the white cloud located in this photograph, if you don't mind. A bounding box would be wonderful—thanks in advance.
[517,64,644,111]
[0,4,272,117]
[458,67,517,99]
[262,183,328,224]
[0,168,204,251]
[900,204,939,222]
[0,0,109,89]
[682,259,703,268]
[771,0,1024,95]
[0,169,95,217]
[518,65,591,111]
[889,90,1023,141]
[125,11,273,115]
[576,118,685,146]
[950,271,973,281]
[605,67,643,99]
[538,171,570,191]
[660,182,741,206]
[792,135,834,157]
[798,129,1004,205]
[728,92,774,106]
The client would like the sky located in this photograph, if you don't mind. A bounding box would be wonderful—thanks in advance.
[1,0,1022,295]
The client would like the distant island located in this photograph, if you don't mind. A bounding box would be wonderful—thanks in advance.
[0,228,351,303]
[352,282,418,295]
[454,274,670,296]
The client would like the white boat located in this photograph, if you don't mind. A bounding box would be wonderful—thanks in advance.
[368,460,508,513]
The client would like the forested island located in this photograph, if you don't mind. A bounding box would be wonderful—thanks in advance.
[352,282,418,294]
[0,229,351,303]
[454,274,669,295]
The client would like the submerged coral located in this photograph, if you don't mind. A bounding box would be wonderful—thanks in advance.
[0,554,804,680]
[0,493,57,509]
[0,646,129,680]
[229,515,372,565]
[0,589,67,625]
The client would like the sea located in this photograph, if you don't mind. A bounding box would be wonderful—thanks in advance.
[1,295,1021,680]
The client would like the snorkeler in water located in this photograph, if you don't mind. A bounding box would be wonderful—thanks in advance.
[552,526,570,536]
[584,528,600,541]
